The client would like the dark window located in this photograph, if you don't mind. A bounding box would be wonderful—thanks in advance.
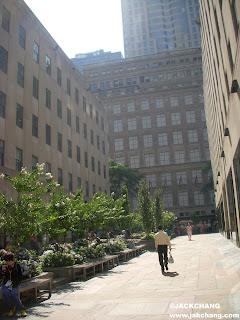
[17,63,24,87]
[46,55,51,75]
[16,148,22,172]
[75,88,79,105]
[84,151,88,168]
[76,146,80,163]
[68,140,72,158]
[101,117,104,130]
[97,136,100,150]
[57,67,61,86]
[77,177,81,189]
[32,115,38,138]
[33,77,39,99]
[93,184,96,195]
[33,42,39,63]
[102,141,105,154]
[0,139,5,166]
[91,156,95,172]
[16,103,23,129]
[103,165,106,179]
[68,173,73,191]
[67,108,71,126]
[90,104,93,118]
[98,161,101,175]
[19,25,26,49]
[57,132,62,152]
[85,181,89,197]
[84,123,87,139]
[90,130,94,145]
[83,96,86,111]
[67,78,71,95]
[58,168,63,185]
[0,46,8,73]
[57,99,62,118]
[46,89,51,109]
[0,91,6,118]
[76,116,79,133]
[32,155,38,170]
[96,111,99,124]
[2,7,10,32]
[46,124,51,145]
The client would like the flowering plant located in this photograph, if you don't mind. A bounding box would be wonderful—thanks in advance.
[39,251,75,267]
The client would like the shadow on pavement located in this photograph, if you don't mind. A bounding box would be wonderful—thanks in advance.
[163,271,179,277]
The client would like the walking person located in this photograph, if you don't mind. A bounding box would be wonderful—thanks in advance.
[186,223,192,241]
[154,225,172,274]
[0,253,27,317]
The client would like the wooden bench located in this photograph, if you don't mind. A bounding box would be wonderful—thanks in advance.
[117,244,147,262]
[72,254,119,281]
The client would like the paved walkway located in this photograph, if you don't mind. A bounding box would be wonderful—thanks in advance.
[2,233,240,319]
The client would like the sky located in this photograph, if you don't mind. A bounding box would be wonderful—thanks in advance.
[24,0,125,59]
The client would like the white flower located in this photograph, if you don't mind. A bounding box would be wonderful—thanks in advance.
[111,192,115,196]
[56,183,60,187]
[70,192,74,197]
[0,174,5,179]
[36,163,45,171]
[61,201,65,205]
[28,204,33,209]
[55,203,60,207]
[66,198,70,202]
[45,173,53,179]
[49,193,53,196]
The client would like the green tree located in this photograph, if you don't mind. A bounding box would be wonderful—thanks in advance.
[138,179,154,234]
[119,185,132,230]
[109,159,144,199]
[161,211,177,229]
[154,189,164,227]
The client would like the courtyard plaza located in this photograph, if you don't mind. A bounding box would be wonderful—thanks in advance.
[1,233,240,319]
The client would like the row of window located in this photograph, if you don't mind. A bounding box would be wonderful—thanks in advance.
[114,148,210,167]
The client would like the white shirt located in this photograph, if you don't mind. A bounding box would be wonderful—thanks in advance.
[154,230,171,250]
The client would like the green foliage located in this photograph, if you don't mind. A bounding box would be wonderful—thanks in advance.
[119,185,132,230]
[140,232,155,240]
[40,250,75,267]
[154,189,164,227]
[138,179,154,234]
[190,212,201,224]
[161,211,177,229]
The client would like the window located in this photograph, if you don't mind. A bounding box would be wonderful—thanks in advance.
[0,91,6,118]
[184,94,193,104]
[192,170,202,184]
[16,103,23,129]
[126,77,137,85]
[57,67,61,86]
[75,88,79,105]
[16,148,23,172]
[46,89,51,109]
[17,63,24,87]
[93,184,96,195]
[57,132,62,152]
[32,155,38,170]
[90,130,94,145]
[83,123,87,139]
[84,152,88,168]
[76,146,80,163]
[67,108,71,126]
[186,111,196,123]
[144,154,155,167]
[58,168,63,186]
[175,150,185,164]
[163,193,173,207]
[189,149,200,162]
[176,171,187,185]
[85,181,89,197]
[144,135,153,148]
[201,109,206,122]
[33,77,39,99]
[156,98,164,108]
[127,102,135,112]
[19,25,26,49]
[68,140,72,158]
[102,141,105,154]
[2,6,10,32]
[33,42,39,63]
[188,129,198,143]
[46,124,51,145]
[173,131,183,144]
[142,116,151,129]
[146,174,156,188]
[103,165,106,179]
[115,138,124,151]
[101,117,104,131]
[115,156,125,164]
[68,173,73,191]
[141,100,149,110]
[130,155,140,168]
[97,136,100,150]
[0,46,8,73]
[96,111,99,124]
[171,113,181,125]
[113,104,121,114]
[194,191,204,205]
[77,177,81,189]
[0,140,4,165]
[170,96,178,106]
[91,156,95,172]
[114,120,122,132]
[158,133,168,146]
[57,99,62,118]
[129,136,138,149]
[161,173,172,187]
[67,78,71,95]
[205,147,210,160]
[98,161,101,175]
[74,116,79,134]
[32,115,38,138]
[127,118,136,131]
[46,56,51,75]
[159,152,170,165]
[157,114,166,127]
[83,96,86,112]
[113,79,123,87]
[179,192,188,206]
[90,104,93,118]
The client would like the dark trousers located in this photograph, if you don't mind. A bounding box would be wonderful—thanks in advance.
[157,245,168,267]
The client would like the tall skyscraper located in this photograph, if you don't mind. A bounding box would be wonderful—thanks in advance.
[121,0,201,58]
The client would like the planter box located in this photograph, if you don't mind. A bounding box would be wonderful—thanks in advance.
[42,266,73,282]
[139,239,155,251]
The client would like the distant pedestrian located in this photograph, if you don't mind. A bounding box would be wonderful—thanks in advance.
[154,225,172,274]
[186,223,192,241]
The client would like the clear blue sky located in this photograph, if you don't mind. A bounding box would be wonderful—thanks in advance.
[24,0,124,59]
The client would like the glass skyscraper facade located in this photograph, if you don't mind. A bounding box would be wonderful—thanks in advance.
[122,0,201,58]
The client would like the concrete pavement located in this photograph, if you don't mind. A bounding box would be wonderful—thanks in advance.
[1,233,240,319]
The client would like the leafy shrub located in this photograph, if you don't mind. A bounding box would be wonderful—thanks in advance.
[101,240,127,254]
[39,250,75,267]
[141,232,155,240]
[19,259,42,278]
